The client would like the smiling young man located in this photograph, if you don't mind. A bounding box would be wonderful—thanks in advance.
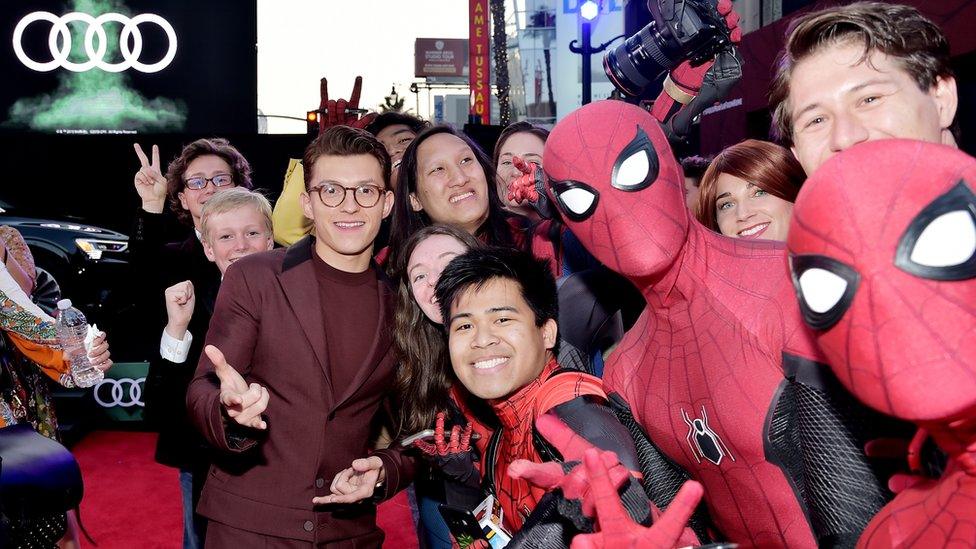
[319,247,684,543]
[321,246,657,542]
[271,113,429,247]
[186,126,414,547]
[769,2,958,176]
[431,247,654,541]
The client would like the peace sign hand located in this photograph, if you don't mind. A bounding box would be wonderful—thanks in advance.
[319,76,378,131]
[206,344,268,430]
[133,143,167,213]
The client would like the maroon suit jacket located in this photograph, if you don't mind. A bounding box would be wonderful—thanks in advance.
[186,236,414,545]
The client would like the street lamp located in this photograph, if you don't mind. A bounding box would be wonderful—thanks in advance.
[409,82,420,115]
[579,0,600,21]
[570,1,622,105]
[571,1,600,105]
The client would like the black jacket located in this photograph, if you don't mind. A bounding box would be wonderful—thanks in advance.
[131,209,220,468]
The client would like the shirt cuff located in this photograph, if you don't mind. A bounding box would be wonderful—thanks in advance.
[160,329,193,363]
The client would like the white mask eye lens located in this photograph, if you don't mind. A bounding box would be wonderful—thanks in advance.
[558,188,596,215]
[909,210,976,268]
[615,151,649,188]
[798,268,848,314]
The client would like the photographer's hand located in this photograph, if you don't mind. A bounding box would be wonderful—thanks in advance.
[647,0,740,43]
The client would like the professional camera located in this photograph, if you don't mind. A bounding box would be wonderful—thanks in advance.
[604,0,734,97]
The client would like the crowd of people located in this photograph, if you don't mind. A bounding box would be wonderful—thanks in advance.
[1,1,972,548]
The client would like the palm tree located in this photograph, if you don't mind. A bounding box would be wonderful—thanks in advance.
[490,0,511,125]
[380,85,406,113]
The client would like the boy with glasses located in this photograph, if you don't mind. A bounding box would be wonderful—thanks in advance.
[132,138,254,549]
[186,126,414,547]
[271,79,429,247]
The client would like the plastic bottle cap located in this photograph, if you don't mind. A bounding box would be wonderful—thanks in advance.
[57,299,73,310]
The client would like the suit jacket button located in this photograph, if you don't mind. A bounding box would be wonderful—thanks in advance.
[303,520,314,532]
[315,478,325,488]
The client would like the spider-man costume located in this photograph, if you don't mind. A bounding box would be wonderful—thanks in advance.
[517,100,893,547]
[421,357,661,546]
[485,358,614,531]
[787,139,976,548]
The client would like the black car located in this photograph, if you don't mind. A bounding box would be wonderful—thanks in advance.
[0,199,146,360]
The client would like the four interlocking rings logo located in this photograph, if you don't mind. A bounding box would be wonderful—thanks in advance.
[13,11,178,73]
[94,377,146,408]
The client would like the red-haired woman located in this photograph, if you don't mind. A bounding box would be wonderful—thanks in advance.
[695,139,805,242]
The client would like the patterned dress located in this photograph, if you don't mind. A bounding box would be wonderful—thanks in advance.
[0,278,72,437]
[0,233,74,548]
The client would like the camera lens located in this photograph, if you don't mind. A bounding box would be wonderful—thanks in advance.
[604,23,680,97]
[604,0,731,97]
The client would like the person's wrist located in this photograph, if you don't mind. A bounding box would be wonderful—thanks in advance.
[142,199,165,214]
[164,322,189,340]
[663,74,696,105]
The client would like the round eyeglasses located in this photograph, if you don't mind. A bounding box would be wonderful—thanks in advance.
[310,183,384,208]
[185,173,234,190]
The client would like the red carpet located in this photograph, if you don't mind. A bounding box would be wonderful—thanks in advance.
[72,430,418,547]
[73,430,182,548]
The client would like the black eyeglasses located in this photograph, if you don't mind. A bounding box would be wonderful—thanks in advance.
[310,183,385,208]
[185,173,234,190]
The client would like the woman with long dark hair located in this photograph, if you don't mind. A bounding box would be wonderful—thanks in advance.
[390,224,489,549]
[387,126,517,270]
[392,224,486,438]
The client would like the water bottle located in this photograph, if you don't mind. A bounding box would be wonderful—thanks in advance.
[56,299,103,388]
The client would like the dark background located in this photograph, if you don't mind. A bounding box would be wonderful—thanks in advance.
[0,0,301,235]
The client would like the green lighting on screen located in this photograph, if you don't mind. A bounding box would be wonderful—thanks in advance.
[6,0,186,133]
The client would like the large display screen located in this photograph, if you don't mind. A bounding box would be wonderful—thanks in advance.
[0,0,256,134]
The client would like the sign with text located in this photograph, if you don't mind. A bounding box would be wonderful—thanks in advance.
[468,0,489,124]
[415,38,468,78]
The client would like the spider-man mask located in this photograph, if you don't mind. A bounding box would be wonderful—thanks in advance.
[543,101,687,279]
[788,139,976,422]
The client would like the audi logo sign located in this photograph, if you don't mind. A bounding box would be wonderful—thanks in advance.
[93,377,146,408]
[12,11,177,73]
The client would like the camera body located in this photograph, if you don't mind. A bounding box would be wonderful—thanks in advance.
[605,0,733,96]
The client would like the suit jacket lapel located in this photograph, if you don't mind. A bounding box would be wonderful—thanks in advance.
[331,274,393,412]
[278,237,334,398]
